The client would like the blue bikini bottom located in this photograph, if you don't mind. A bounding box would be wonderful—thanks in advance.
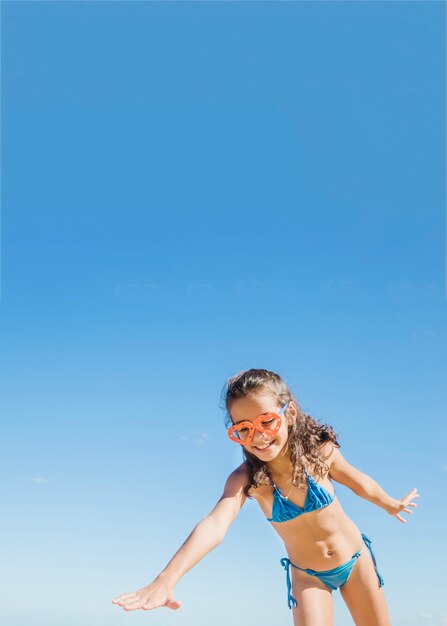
[280,532,385,609]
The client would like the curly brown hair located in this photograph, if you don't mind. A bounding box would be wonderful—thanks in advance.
[221,368,340,498]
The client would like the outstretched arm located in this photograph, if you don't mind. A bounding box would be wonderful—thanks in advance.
[112,463,249,612]
[324,444,420,523]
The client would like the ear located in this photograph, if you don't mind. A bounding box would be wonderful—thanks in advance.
[286,401,299,425]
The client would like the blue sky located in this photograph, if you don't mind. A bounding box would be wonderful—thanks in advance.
[0,1,445,625]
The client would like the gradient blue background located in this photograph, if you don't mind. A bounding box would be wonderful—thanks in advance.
[1,1,446,625]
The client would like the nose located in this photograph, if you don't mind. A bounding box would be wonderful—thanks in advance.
[252,428,270,446]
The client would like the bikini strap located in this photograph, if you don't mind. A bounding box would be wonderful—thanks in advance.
[272,466,309,489]
[280,558,298,609]
[361,533,385,587]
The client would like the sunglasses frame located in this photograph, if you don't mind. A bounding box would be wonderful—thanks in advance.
[227,401,290,447]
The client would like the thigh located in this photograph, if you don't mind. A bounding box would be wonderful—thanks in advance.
[340,544,391,626]
[291,569,334,626]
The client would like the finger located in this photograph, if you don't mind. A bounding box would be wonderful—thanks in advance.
[113,593,135,602]
[403,497,419,506]
[122,599,145,611]
[166,599,182,610]
[118,598,136,607]
[403,508,412,514]
[396,514,406,523]
[141,599,166,611]
[113,593,136,604]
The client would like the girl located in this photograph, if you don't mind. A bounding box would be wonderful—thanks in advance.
[112,368,419,625]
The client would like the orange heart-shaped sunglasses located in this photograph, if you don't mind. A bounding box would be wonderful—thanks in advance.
[227,401,290,447]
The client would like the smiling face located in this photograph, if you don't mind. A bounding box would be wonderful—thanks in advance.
[229,391,295,460]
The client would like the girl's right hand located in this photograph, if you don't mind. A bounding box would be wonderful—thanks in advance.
[112,577,182,612]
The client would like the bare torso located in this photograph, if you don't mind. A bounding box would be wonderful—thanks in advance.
[248,465,364,571]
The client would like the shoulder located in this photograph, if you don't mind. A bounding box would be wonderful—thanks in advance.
[225,462,264,499]
[318,440,337,467]
[233,461,250,479]
[318,444,367,490]
[223,462,250,492]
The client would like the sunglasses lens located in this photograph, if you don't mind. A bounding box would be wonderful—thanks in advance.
[234,426,249,440]
[260,415,280,433]
[229,423,251,445]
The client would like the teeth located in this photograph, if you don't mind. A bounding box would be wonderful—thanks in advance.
[256,441,274,450]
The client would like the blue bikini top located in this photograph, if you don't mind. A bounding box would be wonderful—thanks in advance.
[267,467,335,523]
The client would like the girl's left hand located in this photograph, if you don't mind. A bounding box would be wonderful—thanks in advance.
[391,488,420,523]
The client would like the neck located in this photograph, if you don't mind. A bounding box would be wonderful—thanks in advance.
[265,444,294,480]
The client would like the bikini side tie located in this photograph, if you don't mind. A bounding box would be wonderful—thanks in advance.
[280,557,298,609]
[361,533,385,587]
